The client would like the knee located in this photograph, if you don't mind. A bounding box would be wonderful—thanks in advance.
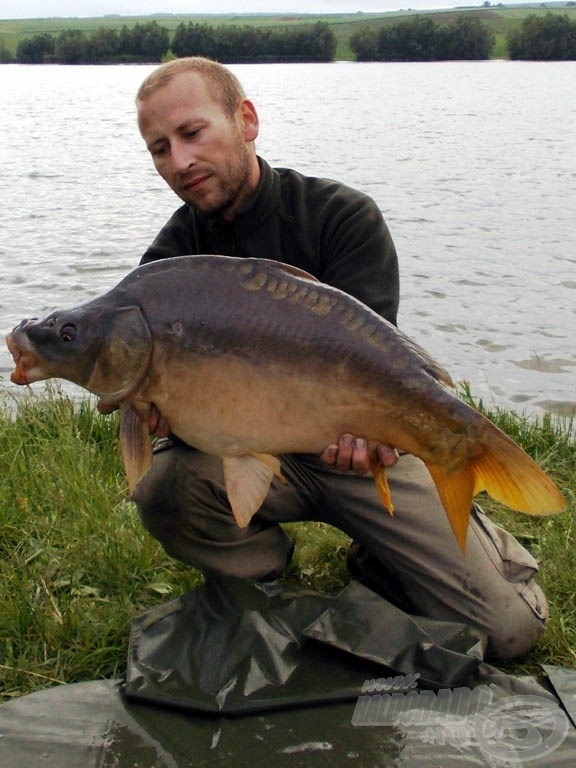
[483,581,549,661]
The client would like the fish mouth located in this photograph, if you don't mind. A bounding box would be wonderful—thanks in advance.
[5,332,42,385]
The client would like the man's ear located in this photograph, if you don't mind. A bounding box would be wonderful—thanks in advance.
[238,99,259,141]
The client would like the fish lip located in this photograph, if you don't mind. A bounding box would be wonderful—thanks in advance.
[5,332,40,385]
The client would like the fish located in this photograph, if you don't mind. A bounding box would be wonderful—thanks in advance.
[6,254,566,550]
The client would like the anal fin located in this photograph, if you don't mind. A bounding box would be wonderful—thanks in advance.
[222,454,279,528]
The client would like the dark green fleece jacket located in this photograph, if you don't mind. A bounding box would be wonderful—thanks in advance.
[141,157,399,325]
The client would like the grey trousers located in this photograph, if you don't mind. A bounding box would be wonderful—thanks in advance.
[133,443,549,661]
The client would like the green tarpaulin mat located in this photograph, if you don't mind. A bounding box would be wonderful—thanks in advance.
[1,577,575,766]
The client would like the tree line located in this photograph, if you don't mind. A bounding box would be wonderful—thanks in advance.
[1,14,576,64]
[350,16,495,61]
[172,20,336,62]
[8,21,169,64]
[2,21,335,64]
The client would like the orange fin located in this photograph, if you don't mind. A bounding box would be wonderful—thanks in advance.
[222,454,277,528]
[369,456,395,516]
[426,421,566,552]
[426,464,475,552]
[119,403,152,495]
[470,423,566,515]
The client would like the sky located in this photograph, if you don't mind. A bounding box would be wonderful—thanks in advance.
[0,0,511,21]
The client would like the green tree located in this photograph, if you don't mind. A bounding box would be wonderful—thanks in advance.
[440,16,495,59]
[350,28,379,61]
[377,16,439,61]
[116,21,169,62]
[172,23,219,59]
[508,13,576,60]
[87,27,121,63]
[55,29,88,64]
[311,21,337,61]
[16,33,55,63]
[138,21,170,62]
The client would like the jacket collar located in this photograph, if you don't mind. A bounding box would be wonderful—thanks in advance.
[195,157,280,236]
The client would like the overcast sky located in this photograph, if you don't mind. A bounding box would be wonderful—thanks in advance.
[0,0,513,21]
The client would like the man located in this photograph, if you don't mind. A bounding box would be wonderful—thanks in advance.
[133,57,547,660]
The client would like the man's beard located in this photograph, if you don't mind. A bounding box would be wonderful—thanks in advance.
[189,142,254,221]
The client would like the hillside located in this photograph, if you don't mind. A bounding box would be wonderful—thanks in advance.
[1,6,576,60]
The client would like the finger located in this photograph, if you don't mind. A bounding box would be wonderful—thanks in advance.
[335,433,354,472]
[351,437,370,474]
[377,444,400,468]
[319,443,339,466]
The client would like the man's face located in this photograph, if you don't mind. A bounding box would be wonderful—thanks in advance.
[137,71,260,221]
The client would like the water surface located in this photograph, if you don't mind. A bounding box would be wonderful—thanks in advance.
[1,61,574,415]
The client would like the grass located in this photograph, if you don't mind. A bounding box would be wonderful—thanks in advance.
[0,383,574,701]
[1,7,576,60]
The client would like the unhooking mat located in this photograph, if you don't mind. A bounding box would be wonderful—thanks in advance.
[1,577,575,766]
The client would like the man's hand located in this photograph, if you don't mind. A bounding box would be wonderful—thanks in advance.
[319,433,399,474]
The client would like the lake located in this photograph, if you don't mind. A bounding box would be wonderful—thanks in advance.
[1,61,574,416]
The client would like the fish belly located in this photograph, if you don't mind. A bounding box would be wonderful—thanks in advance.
[142,352,397,458]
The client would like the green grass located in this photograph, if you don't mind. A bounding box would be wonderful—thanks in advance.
[1,7,576,60]
[0,384,574,701]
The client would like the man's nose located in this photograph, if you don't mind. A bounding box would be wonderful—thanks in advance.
[170,140,195,173]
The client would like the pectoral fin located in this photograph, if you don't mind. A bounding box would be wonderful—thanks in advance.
[119,403,152,495]
[222,454,281,527]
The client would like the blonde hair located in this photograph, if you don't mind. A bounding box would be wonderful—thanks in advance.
[136,57,247,117]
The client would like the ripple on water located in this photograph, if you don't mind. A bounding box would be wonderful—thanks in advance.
[476,339,512,353]
[514,357,576,374]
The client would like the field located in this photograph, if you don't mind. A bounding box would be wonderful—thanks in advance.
[0,385,574,700]
[1,6,576,60]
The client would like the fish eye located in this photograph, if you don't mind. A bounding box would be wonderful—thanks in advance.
[60,323,77,342]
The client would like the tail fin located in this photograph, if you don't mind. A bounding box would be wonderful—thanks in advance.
[426,422,566,552]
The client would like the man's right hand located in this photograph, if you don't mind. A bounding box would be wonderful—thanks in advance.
[319,433,399,474]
